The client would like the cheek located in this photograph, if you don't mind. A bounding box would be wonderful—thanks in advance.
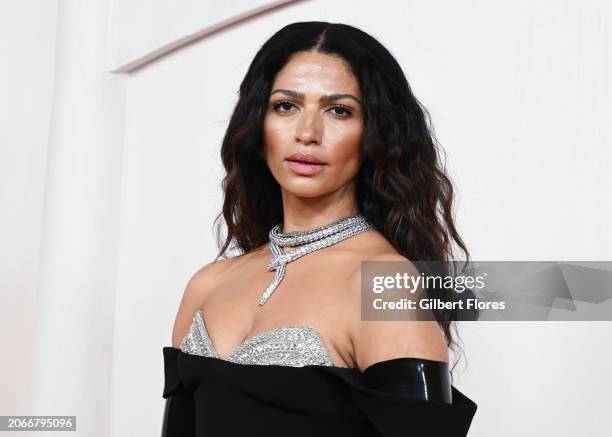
[263,119,289,160]
[331,129,363,169]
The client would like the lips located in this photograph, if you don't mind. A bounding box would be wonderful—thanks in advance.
[286,152,326,165]
[285,152,326,175]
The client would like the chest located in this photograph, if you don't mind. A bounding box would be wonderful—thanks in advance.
[199,252,357,367]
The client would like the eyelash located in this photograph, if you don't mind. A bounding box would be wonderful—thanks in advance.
[272,100,353,117]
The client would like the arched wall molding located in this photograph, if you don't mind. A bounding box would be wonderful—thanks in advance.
[107,0,304,73]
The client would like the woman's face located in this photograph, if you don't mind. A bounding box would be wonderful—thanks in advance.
[263,51,364,199]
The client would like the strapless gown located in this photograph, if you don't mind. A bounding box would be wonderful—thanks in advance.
[162,310,477,436]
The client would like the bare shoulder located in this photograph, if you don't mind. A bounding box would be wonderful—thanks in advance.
[343,250,449,373]
[171,256,237,348]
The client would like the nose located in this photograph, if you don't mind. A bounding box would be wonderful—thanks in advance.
[294,108,322,145]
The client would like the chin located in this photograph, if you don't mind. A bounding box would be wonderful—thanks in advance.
[282,182,327,198]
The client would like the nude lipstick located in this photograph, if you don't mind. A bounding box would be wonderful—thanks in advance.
[285,152,327,175]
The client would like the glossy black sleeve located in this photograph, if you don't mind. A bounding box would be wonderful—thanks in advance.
[355,357,477,436]
[362,357,452,403]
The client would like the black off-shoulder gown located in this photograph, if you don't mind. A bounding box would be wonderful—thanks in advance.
[162,346,477,436]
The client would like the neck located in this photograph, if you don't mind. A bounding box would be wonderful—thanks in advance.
[279,181,360,233]
[280,210,359,233]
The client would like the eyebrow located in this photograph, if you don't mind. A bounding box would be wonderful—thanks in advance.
[269,89,362,105]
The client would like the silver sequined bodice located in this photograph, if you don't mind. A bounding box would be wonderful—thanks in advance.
[180,310,334,367]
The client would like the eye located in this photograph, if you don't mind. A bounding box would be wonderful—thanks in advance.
[329,105,353,117]
[272,100,297,113]
[272,100,353,118]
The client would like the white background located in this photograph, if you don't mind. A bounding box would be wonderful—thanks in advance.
[1,0,611,436]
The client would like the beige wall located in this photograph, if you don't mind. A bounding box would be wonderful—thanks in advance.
[0,0,58,419]
[1,1,611,436]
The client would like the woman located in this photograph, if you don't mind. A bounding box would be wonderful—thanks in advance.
[162,21,477,436]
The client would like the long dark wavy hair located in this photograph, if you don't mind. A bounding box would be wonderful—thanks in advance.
[212,21,471,370]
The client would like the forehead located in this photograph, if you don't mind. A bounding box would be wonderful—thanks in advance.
[272,51,360,96]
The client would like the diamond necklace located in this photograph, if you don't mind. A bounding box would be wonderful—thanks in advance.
[259,213,374,305]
